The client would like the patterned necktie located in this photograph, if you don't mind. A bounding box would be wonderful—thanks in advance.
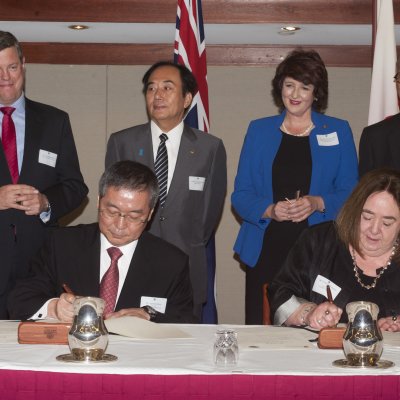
[100,247,123,315]
[1,107,18,183]
[154,133,168,207]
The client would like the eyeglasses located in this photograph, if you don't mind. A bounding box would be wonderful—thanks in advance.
[394,74,400,84]
[99,209,147,225]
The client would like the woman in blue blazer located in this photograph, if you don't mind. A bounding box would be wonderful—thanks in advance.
[232,50,358,324]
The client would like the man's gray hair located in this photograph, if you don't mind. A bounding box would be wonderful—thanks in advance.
[99,161,159,209]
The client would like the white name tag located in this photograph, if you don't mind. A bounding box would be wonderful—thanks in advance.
[316,132,339,146]
[312,275,341,300]
[38,149,57,167]
[140,296,167,313]
[189,176,206,191]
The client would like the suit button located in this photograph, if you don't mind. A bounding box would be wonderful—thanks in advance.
[159,216,166,221]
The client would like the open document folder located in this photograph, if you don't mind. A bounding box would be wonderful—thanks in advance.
[104,316,192,339]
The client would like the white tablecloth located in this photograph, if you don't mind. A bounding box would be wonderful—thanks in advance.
[0,321,399,376]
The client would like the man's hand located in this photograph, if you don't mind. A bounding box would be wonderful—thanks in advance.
[105,307,151,321]
[47,293,76,322]
[20,191,49,216]
[0,184,37,210]
[0,184,48,215]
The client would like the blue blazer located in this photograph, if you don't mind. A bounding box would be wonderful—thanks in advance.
[231,111,358,267]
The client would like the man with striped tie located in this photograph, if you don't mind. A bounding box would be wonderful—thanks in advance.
[106,62,227,320]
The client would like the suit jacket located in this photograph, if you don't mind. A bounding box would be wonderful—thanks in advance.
[359,113,400,176]
[105,123,227,306]
[8,223,196,323]
[0,98,88,318]
[232,110,359,267]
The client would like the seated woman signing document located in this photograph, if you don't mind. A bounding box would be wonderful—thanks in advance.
[270,168,400,332]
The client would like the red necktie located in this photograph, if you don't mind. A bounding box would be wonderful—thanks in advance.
[100,247,123,315]
[1,107,18,184]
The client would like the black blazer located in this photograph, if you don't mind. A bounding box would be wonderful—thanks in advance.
[359,113,400,176]
[0,98,88,318]
[8,223,196,323]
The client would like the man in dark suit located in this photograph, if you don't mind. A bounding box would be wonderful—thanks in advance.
[359,61,400,176]
[105,61,227,319]
[0,31,88,318]
[8,161,196,324]
[359,114,400,176]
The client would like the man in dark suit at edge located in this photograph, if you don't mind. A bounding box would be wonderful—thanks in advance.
[0,31,88,318]
[359,58,400,175]
[9,161,196,324]
[105,61,227,319]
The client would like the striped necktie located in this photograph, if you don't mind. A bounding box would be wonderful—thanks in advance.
[154,133,168,207]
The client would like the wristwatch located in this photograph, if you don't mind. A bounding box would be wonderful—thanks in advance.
[142,305,159,321]
[44,202,51,213]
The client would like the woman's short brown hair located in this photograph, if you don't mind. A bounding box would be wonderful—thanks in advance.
[271,49,328,113]
[336,168,400,261]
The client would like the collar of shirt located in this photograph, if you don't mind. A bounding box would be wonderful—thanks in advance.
[151,120,183,191]
[0,93,25,172]
[100,233,138,303]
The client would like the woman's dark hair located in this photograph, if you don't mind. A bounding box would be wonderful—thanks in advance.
[336,168,400,262]
[271,49,328,113]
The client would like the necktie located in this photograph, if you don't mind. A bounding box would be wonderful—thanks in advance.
[100,247,123,315]
[1,107,18,183]
[154,133,168,207]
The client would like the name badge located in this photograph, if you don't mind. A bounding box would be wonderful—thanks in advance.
[316,132,339,146]
[312,275,341,300]
[189,176,206,191]
[140,296,167,313]
[38,149,57,167]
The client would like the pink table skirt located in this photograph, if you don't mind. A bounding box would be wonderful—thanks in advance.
[0,371,399,400]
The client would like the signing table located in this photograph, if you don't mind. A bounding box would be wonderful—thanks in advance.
[0,321,400,399]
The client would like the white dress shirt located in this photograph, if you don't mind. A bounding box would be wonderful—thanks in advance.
[32,234,138,319]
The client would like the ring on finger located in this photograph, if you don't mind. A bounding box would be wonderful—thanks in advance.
[325,310,330,315]
[317,319,322,324]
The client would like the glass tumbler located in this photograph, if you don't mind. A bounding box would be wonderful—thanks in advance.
[213,329,239,366]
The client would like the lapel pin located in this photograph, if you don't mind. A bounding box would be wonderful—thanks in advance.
[139,148,144,156]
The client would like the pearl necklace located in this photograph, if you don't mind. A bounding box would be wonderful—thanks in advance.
[351,242,398,290]
[281,121,314,137]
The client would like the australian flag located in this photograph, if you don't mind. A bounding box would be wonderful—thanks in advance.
[174,0,217,323]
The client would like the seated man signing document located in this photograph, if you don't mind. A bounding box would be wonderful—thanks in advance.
[8,161,196,324]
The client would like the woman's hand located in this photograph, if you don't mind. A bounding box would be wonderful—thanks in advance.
[265,201,291,222]
[378,316,400,332]
[287,195,324,222]
[307,302,342,329]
